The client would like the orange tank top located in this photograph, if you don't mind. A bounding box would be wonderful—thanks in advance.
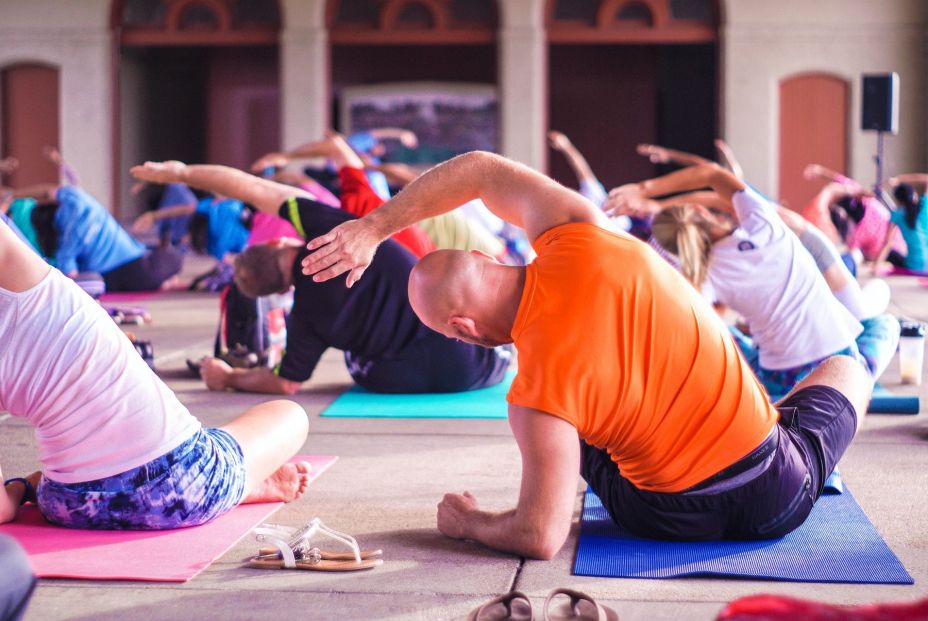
[507,223,777,493]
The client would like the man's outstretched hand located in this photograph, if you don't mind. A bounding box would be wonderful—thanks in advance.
[301,218,384,287]
[130,161,187,185]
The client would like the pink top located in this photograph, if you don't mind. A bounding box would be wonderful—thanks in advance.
[846,197,907,260]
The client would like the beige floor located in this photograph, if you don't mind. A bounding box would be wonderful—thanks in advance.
[3,259,927,621]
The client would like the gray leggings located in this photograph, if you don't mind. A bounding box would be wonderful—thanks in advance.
[0,535,35,621]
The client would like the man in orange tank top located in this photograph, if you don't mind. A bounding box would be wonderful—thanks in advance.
[301,152,872,559]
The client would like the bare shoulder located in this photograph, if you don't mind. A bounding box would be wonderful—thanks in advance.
[0,220,52,292]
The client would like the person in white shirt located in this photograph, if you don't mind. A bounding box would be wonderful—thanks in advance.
[0,217,311,530]
[609,163,899,397]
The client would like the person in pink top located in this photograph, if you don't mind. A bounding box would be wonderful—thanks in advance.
[802,164,906,266]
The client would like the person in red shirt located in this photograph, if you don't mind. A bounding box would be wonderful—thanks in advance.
[300,151,872,559]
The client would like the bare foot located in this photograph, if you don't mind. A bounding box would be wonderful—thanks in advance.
[242,461,312,504]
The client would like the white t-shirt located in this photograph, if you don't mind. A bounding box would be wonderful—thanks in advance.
[0,269,201,483]
[708,188,862,370]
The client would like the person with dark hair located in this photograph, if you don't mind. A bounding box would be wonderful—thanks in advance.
[131,140,509,397]
[7,184,183,292]
[802,164,908,269]
[877,175,928,273]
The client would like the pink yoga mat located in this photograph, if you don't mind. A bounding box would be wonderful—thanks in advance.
[0,455,337,582]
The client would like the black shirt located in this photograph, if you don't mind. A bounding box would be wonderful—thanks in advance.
[275,198,433,382]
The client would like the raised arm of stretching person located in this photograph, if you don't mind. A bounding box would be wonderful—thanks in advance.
[301,150,612,286]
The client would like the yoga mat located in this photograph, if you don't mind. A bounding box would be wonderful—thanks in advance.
[0,455,337,582]
[573,486,912,584]
[321,371,514,419]
[772,384,919,415]
[890,267,928,277]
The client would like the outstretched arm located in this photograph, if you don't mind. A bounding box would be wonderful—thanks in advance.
[131,161,311,215]
[636,143,713,168]
[436,407,580,559]
[713,139,744,180]
[365,127,418,149]
[302,151,609,286]
[548,131,599,185]
[803,163,862,191]
[887,174,928,192]
[251,133,365,173]
[609,164,745,217]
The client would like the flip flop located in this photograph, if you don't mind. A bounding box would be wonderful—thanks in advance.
[468,591,534,620]
[247,518,383,572]
[543,589,618,621]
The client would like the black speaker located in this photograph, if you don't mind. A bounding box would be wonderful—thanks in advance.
[861,73,899,134]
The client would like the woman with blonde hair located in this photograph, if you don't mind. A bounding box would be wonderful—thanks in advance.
[610,164,899,397]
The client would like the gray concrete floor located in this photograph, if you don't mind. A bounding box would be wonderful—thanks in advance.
[4,258,928,621]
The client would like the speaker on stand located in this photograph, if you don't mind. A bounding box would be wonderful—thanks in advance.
[861,73,899,189]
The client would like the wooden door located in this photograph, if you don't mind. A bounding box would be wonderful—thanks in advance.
[779,74,848,210]
[2,64,60,187]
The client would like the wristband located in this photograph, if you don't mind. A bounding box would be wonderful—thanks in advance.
[4,477,36,506]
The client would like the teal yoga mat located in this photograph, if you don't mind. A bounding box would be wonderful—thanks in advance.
[573,486,912,584]
[320,371,514,419]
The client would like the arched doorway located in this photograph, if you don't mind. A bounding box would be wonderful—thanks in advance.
[112,0,282,216]
[327,0,498,165]
[546,0,718,191]
[778,73,848,211]
[1,63,60,188]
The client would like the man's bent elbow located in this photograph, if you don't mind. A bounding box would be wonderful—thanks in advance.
[520,523,569,560]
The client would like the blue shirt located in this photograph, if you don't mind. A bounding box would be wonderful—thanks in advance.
[54,186,146,275]
[347,132,392,201]
[195,197,250,260]
[890,195,928,271]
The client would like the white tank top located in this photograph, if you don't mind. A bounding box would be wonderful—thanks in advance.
[0,269,201,483]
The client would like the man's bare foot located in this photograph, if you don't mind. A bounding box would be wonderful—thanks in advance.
[242,461,312,504]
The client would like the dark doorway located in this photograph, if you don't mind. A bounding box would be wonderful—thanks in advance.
[547,44,716,192]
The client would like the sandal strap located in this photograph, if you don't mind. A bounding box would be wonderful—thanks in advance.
[254,518,363,566]
[543,588,608,621]
[473,591,533,621]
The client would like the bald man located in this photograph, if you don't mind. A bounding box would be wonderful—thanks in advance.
[301,152,871,559]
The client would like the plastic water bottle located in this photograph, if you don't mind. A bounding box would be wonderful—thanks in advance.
[898,321,925,385]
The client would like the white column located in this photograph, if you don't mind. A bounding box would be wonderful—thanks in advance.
[280,0,329,149]
[498,0,547,171]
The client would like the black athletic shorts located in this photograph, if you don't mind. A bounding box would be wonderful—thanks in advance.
[581,385,858,541]
[103,247,184,292]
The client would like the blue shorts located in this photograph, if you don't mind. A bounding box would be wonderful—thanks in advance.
[37,428,246,530]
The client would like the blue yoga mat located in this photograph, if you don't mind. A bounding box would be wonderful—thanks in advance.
[772,384,919,415]
[320,371,514,419]
[573,487,912,584]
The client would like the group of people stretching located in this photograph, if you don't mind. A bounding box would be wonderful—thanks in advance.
[0,129,923,618]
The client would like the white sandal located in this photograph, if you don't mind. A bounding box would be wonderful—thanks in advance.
[248,518,383,571]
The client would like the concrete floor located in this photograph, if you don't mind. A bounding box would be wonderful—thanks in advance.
[4,261,928,621]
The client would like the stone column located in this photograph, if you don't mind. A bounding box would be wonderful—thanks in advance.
[498,0,547,171]
[280,0,329,148]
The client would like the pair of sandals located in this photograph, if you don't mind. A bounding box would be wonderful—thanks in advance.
[247,518,382,572]
[469,589,618,621]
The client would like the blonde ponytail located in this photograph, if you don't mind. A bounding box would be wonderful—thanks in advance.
[651,205,713,288]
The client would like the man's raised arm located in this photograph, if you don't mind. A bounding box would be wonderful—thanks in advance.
[302,151,610,286]
[130,161,313,215]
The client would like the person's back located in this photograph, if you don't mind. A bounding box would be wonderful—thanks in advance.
[708,188,861,370]
[508,223,778,492]
[890,194,928,271]
[53,186,146,275]
[0,267,200,484]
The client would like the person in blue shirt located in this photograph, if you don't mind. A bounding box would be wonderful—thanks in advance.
[877,176,928,273]
[13,184,183,292]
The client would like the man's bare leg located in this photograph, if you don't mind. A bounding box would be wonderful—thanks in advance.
[776,355,872,433]
[220,400,312,503]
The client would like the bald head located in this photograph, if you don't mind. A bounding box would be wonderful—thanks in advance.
[408,249,524,348]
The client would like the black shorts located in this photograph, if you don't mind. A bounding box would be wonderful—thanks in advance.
[344,332,512,394]
[103,247,184,292]
[581,385,857,541]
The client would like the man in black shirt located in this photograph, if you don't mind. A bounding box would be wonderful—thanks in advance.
[131,159,511,395]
